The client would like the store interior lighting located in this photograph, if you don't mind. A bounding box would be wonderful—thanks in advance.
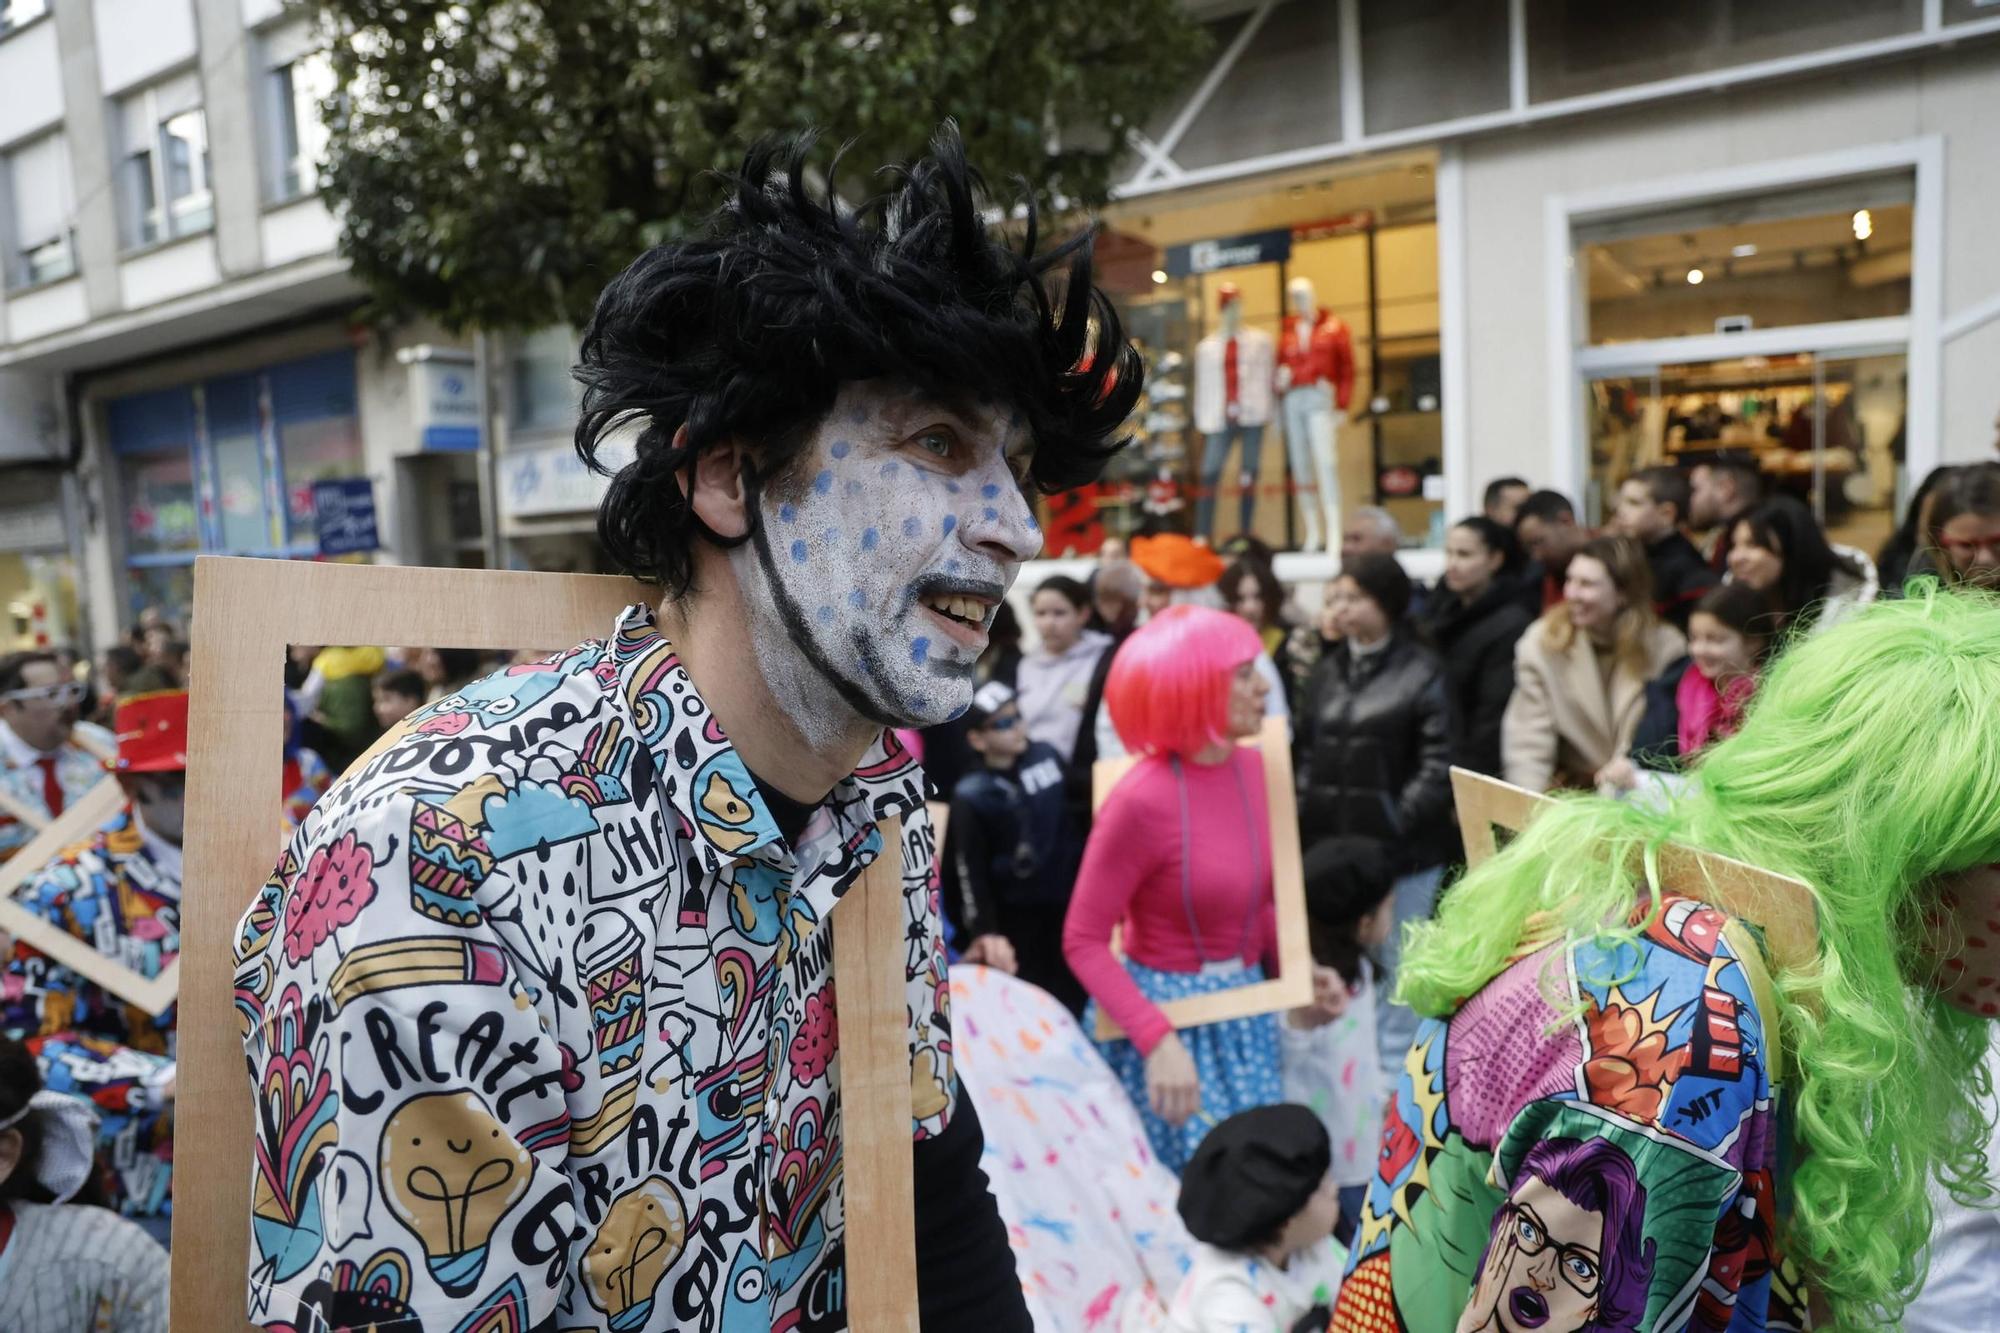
[1150,269,1168,284]
[1731,243,1759,258]
[1686,267,1705,285]
[1852,208,1873,240]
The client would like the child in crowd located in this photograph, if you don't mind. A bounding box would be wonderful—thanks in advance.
[1600,582,1770,797]
[0,1034,168,1332]
[1164,1104,1344,1332]
[1282,837,1393,1243]
[371,668,428,731]
[941,681,1087,1012]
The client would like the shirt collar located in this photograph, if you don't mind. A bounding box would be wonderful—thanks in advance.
[608,604,923,875]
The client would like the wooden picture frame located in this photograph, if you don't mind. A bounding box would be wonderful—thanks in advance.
[0,777,177,1014]
[1086,714,1312,1041]
[183,557,919,1333]
[1449,766,1819,975]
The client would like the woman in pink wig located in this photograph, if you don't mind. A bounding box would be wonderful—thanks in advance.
[1064,604,1329,1173]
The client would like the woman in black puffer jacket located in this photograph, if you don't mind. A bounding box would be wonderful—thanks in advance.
[1422,517,1534,778]
[1296,553,1452,1073]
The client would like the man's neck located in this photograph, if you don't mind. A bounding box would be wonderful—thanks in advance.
[662,593,879,805]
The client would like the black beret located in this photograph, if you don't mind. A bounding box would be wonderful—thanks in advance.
[1177,1104,1331,1249]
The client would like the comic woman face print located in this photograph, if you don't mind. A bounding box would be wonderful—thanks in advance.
[1458,1138,1655,1333]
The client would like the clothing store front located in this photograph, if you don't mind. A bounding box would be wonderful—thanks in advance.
[1567,161,1921,552]
[1064,154,1443,559]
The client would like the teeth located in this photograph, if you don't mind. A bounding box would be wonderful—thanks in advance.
[923,595,986,624]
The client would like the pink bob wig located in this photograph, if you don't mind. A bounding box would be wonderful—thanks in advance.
[1104,604,1263,758]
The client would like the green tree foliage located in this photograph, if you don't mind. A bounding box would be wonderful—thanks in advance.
[311,0,1207,330]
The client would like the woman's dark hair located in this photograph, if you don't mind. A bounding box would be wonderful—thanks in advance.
[1691,581,1776,645]
[1220,557,1284,631]
[1735,496,1864,627]
[1302,836,1394,988]
[0,1034,104,1207]
[1338,552,1413,624]
[1878,464,1959,589]
[1452,515,1525,578]
[375,669,427,703]
[432,649,486,689]
[1922,461,2000,583]
[578,123,1144,594]
[1032,575,1090,611]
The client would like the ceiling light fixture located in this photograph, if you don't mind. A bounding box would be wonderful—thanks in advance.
[1687,268,1705,286]
[1852,208,1873,241]
[1150,269,1168,284]
[1731,243,1758,258]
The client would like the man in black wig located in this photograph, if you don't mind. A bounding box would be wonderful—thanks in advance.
[233,124,1137,1333]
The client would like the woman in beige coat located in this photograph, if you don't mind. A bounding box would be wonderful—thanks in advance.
[1502,534,1685,792]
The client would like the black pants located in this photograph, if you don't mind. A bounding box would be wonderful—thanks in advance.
[1000,901,1087,1016]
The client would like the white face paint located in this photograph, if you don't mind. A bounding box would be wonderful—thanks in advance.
[732,381,1043,746]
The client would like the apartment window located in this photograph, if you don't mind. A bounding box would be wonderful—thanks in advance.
[266,47,335,202]
[0,0,49,37]
[117,72,213,248]
[5,132,76,288]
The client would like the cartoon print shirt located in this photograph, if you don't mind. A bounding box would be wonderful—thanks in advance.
[1334,897,1807,1333]
[233,605,953,1333]
[1,803,182,1218]
[1164,1238,1344,1333]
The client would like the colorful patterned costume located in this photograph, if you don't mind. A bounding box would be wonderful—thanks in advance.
[1,804,181,1218]
[0,728,107,863]
[1333,897,1804,1332]
[233,606,951,1333]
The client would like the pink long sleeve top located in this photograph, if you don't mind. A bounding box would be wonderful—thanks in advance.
[1061,746,1276,1056]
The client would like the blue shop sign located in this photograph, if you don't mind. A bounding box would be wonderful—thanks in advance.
[1164,228,1293,277]
[312,478,380,555]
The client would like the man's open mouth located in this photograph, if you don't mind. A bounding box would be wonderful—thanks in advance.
[1507,1286,1550,1329]
[919,593,992,628]
[912,576,1005,632]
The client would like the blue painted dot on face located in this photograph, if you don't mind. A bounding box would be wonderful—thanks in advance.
[946,481,961,494]
[790,539,809,563]
[845,479,865,496]
[813,470,833,495]
[778,503,797,524]
[816,605,835,625]
[942,515,957,536]
[982,507,999,522]
[944,558,961,573]
[911,637,931,665]
[848,588,866,609]
[981,483,1001,500]
[902,516,922,538]
[823,527,840,549]
[830,440,852,459]
[862,527,879,552]
[880,462,900,478]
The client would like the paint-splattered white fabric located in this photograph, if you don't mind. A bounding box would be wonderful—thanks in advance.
[947,964,1193,1331]
[0,1089,99,1202]
[1280,959,1384,1190]
[1159,1238,1345,1332]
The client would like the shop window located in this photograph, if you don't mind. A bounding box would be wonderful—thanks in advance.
[110,388,202,557]
[1526,1,1921,104]
[1360,0,1509,135]
[4,131,76,289]
[261,22,336,203]
[1944,0,2000,22]
[1158,0,1343,173]
[1578,173,1914,347]
[511,326,579,437]
[272,350,364,547]
[116,72,213,249]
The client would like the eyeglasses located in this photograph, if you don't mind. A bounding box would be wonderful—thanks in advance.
[0,681,87,707]
[1501,1202,1602,1295]
[982,714,1021,732]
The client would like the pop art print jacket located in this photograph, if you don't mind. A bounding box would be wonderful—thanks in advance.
[232,604,953,1333]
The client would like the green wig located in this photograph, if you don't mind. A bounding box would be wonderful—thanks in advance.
[1400,583,2000,1329]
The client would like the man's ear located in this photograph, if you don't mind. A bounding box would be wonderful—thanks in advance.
[679,426,754,541]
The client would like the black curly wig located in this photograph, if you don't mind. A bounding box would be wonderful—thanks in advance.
[575,122,1144,595]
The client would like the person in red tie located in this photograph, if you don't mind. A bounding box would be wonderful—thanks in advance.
[0,689,188,1233]
[0,652,110,864]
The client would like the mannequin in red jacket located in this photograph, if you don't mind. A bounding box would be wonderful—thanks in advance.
[1276,276,1353,552]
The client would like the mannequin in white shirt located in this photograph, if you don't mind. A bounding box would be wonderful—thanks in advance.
[1191,282,1275,540]
[1274,277,1344,554]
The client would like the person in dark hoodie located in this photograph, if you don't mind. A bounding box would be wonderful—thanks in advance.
[1423,517,1533,778]
[1295,553,1452,1071]
[1612,465,1718,632]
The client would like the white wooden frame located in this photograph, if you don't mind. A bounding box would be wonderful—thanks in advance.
[0,777,175,1013]
[181,557,920,1332]
[1086,715,1312,1040]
